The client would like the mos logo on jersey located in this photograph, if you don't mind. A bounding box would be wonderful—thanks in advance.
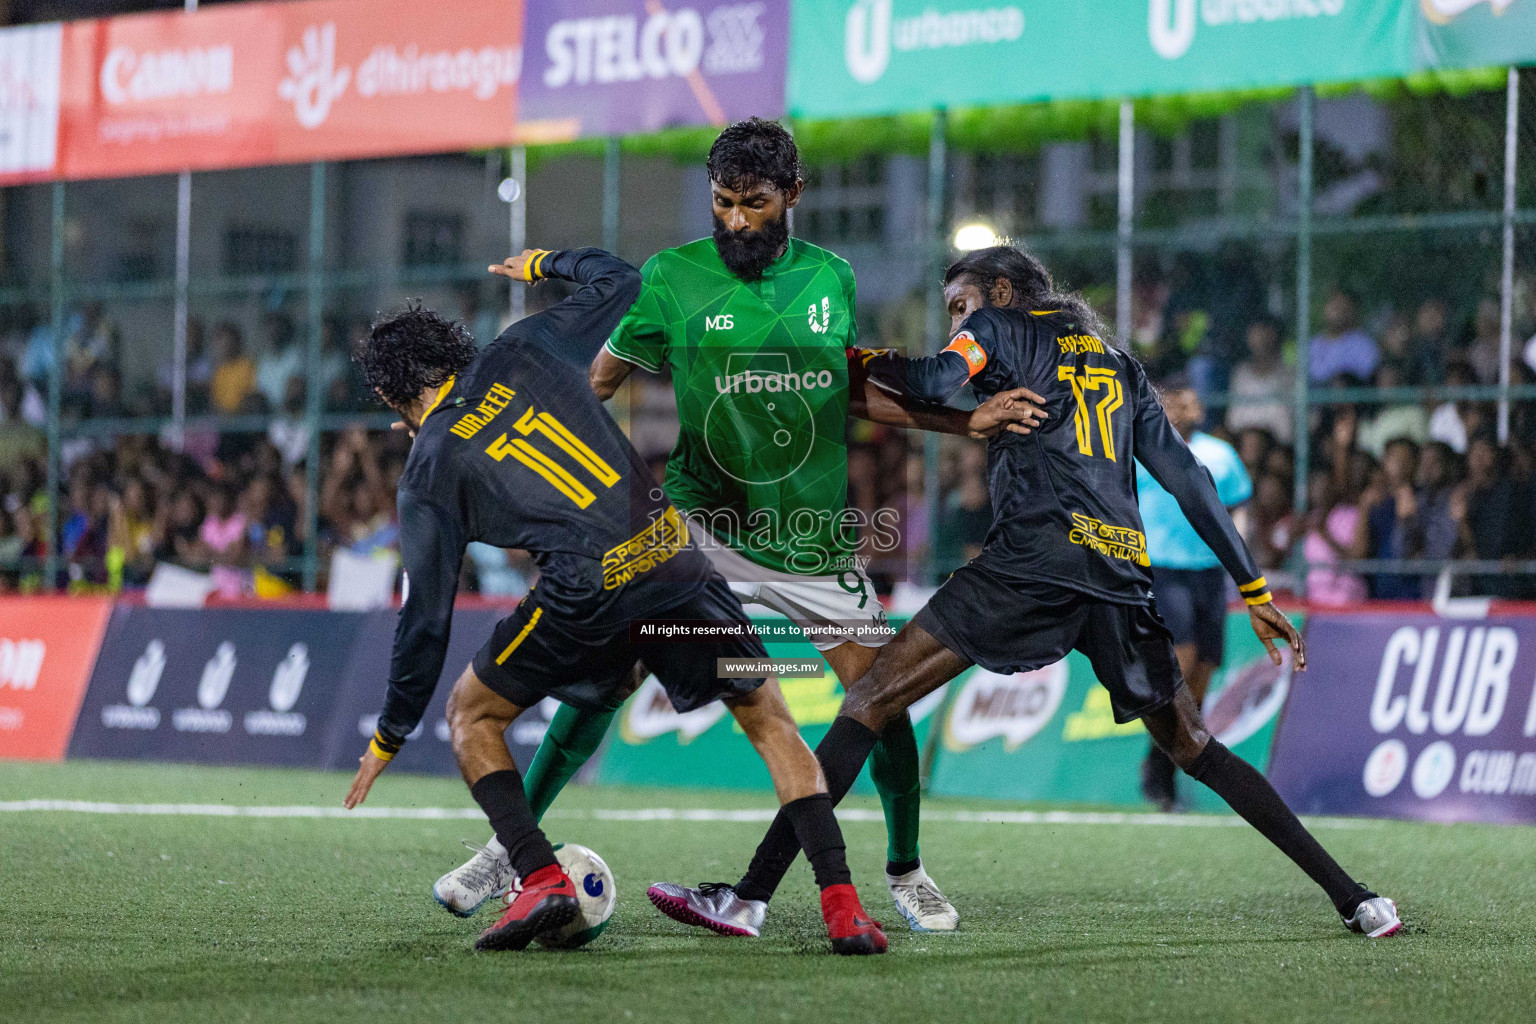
[705,314,734,331]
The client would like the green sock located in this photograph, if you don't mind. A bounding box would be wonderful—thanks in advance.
[869,710,923,869]
[525,703,617,822]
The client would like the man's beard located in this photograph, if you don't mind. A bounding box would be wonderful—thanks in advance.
[713,211,789,281]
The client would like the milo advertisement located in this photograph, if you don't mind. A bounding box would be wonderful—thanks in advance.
[925,611,1299,811]
[596,616,947,795]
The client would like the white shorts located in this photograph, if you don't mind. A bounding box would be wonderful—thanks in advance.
[684,516,892,652]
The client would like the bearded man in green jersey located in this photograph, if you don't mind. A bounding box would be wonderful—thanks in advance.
[433,118,1045,935]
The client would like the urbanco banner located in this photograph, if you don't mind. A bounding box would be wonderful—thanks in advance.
[52,0,523,181]
[784,0,1536,120]
[0,596,111,761]
[1268,613,1536,824]
[515,0,788,141]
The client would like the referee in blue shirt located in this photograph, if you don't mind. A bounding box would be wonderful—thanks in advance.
[1135,375,1253,810]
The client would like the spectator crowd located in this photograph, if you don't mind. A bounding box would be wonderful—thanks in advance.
[3,270,1536,602]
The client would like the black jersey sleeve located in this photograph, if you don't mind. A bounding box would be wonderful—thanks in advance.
[854,307,998,403]
[515,247,642,366]
[377,488,467,743]
[1129,360,1272,604]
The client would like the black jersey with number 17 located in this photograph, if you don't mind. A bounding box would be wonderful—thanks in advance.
[929,304,1265,605]
[378,248,716,741]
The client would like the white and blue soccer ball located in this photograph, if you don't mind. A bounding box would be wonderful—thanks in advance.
[536,843,615,949]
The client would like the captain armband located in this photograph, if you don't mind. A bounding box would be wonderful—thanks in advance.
[1238,577,1273,607]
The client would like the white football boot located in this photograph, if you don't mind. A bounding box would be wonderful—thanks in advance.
[1342,895,1402,938]
[433,836,514,918]
[887,865,959,932]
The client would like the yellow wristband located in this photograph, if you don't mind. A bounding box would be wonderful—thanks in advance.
[524,249,551,282]
[368,737,397,762]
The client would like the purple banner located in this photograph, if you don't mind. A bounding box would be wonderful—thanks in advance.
[1269,613,1536,825]
[516,0,788,140]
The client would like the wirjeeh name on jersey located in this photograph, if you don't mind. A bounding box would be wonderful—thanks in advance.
[709,295,837,395]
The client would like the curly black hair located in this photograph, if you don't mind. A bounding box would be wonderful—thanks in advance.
[356,301,478,409]
[706,116,801,195]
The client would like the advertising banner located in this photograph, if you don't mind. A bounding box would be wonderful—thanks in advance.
[1417,0,1536,69]
[52,0,522,181]
[0,23,64,181]
[1268,613,1536,825]
[515,0,788,141]
[596,616,945,793]
[0,596,111,761]
[925,611,1297,810]
[321,606,551,777]
[789,0,1409,119]
[68,605,368,766]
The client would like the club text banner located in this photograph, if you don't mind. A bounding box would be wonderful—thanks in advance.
[788,0,1534,119]
[515,0,788,141]
[1268,613,1536,825]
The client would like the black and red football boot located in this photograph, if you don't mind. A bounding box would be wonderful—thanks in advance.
[821,883,888,955]
[474,863,579,952]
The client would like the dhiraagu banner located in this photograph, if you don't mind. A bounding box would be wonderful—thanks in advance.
[925,611,1301,811]
[789,1,1416,118]
[596,616,948,794]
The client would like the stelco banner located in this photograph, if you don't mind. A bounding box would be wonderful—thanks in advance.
[515,0,788,140]
[788,0,1536,119]
[924,611,1296,810]
[1268,613,1536,825]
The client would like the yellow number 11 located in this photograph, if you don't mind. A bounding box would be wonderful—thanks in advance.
[1057,365,1123,461]
[485,407,620,508]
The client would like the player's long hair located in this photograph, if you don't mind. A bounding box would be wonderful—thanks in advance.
[945,246,1108,340]
[357,301,478,410]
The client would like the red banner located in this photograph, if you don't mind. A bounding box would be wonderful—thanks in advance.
[11,0,524,182]
[0,596,111,761]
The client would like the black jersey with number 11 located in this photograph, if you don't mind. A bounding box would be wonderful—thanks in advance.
[378,249,716,741]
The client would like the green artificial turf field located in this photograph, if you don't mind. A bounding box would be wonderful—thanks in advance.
[3,759,1532,1024]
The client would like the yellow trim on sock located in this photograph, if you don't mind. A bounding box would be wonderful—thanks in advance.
[495,607,544,665]
[1244,592,1274,606]
[1238,577,1269,594]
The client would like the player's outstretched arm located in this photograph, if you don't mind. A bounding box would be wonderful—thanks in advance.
[847,347,1046,437]
[489,247,641,366]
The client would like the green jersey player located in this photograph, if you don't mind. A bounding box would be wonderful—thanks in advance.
[434,119,1045,934]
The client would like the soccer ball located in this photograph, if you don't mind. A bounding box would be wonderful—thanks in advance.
[535,843,615,949]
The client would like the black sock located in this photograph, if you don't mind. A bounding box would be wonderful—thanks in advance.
[1184,740,1366,915]
[886,858,922,877]
[469,769,558,879]
[735,716,882,902]
[782,793,851,889]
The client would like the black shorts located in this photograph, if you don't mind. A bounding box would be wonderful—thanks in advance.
[471,576,768,714]
[1151,565,1228,666]
[914,563,1184,724]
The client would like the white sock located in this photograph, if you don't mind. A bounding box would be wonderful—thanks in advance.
[486,834,507,860]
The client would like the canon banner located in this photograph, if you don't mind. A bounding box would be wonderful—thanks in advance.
[1268,613,1536,825]
[515,0,788,141]
[0,596,111,761]
[2,0,523,183]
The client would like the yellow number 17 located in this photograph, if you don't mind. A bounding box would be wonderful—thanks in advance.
[1057,365,1123,461]
[485,407,620,508]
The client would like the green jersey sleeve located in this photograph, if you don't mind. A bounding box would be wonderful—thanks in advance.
[604,255,670,372]
[834,256,858,349]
